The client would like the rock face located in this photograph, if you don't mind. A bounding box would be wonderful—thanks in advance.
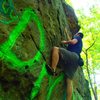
[0,0,91,100]
[63,3,80,34]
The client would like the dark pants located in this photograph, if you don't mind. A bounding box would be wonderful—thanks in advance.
[58,48,79,79]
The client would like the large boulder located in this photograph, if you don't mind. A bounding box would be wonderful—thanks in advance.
[0,0,91,100]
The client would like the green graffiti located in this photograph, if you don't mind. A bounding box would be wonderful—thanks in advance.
[30,62,47,100]
[47,74,64,100]
[0,0,14,15]
[0,17,18,24]
[0,6,64,99]
[0,0,18,24]
[0,8,48,99]
[30,64,64,100]
[0,8,45,71]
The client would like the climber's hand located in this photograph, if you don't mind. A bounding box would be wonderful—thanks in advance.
[61,40,67,44]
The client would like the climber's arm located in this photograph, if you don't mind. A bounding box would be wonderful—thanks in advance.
[61,38,78,45]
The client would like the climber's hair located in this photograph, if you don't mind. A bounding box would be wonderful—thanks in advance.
[77,32,84,38]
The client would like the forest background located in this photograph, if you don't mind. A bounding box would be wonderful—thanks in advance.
[66,0,100,100]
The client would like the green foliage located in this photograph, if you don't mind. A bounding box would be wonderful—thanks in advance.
[65,0,100,99]
[75,3,100,99]
[77,5,100,70]
[65,0,73,6]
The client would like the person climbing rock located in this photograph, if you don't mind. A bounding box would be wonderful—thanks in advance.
[46,32,84,100]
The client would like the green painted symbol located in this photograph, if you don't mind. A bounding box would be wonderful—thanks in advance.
[0,0,14,15]
[0,7,64,100]
[0,0,18,24]
[0,8,45,71]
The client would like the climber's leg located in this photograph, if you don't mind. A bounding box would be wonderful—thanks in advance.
[66,78,73,100]
[50,46,60,72]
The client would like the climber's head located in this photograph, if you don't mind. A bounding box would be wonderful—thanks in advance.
[75,32,84,38]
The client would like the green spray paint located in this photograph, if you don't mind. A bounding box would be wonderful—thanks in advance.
[0,0,18,24]
[1,0,14,14]
[0,17,18,24]
[0,0,14,15]
[30,64,64,100]
[47,74,64,100]
[0,8,49,99]
[30,62,47,100]
[0,8,45,70]
[0,6,64,99]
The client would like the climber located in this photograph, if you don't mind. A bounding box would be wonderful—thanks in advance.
[46,32,84,100]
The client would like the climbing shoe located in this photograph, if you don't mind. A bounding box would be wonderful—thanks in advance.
[45,64,57,76]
